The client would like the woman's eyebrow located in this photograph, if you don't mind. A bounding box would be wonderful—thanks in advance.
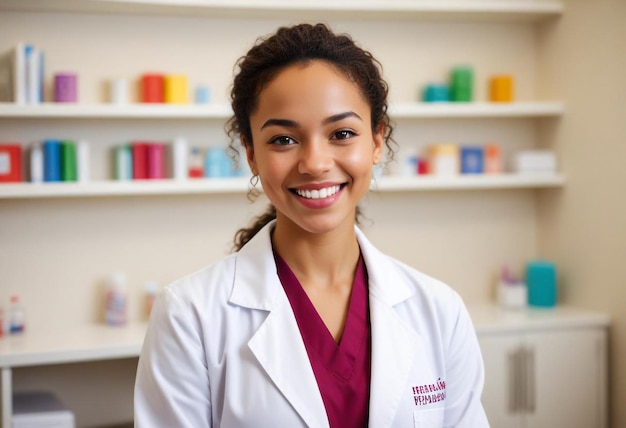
[260,118,299,130]
[323,111,362,125]
[260,111,363,130]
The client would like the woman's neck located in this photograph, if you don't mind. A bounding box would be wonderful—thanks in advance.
[271,217,360,290]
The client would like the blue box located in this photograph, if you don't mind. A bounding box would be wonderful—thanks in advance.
[526,260,557,307]
[422,84,449,102]
[460,146,484,174]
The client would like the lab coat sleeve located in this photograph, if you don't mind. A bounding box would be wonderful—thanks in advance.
[134,286,212,427]
[443,298,490,427]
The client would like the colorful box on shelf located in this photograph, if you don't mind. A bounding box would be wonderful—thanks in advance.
[54,72,78,103]
[140,73,189,104]
[0,144,22,183]
[41,140,80,182]
[141,73,164,103]
[427,144,460,176]
[164,75,189,104]
[490,75,514,102]
[450,66,474,102]
[460,146,484,174]
[130,142,165,180]
[422,83,449,102]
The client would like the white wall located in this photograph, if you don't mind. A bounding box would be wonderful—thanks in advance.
[536,1,626,426]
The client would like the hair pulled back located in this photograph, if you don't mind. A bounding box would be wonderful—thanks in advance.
[227,23,395,252]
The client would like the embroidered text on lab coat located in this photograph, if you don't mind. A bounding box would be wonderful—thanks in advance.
[412,378,446,406]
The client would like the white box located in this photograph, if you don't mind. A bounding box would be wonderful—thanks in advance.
[12,391,75,428]
[514,150,557,173]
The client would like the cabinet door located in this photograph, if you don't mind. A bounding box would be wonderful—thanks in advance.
[524,328,607,428]
[479,334,524,428]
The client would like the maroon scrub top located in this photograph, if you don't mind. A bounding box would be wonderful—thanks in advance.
[274,250,372,428]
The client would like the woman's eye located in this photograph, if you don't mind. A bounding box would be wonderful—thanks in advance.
[331,130,356,140]
[270,136,296,146]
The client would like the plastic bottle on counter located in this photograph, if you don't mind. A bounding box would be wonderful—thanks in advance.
[9,295,25,334]
[0,305,4,338]
[144,280,159,319]
[105,272,128,327]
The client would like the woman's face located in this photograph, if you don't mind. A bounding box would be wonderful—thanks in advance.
[247,60,384,236]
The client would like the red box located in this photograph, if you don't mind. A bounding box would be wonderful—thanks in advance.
[0,144,22,182]
[132,142,149,179]
[141,74,164,103]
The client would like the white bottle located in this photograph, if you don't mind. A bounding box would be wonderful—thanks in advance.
[76,139,90,182]
[30,143,43,183]
[105,272,128,327]
[172,137,188,180]
[9,295,25,334]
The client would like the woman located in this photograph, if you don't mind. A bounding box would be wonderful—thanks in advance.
[135,23,488,427]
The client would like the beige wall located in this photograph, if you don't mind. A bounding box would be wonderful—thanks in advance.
[536,1,626,426]
[0,12,542,329]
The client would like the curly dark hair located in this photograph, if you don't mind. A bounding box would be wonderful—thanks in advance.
[226,23,396,251]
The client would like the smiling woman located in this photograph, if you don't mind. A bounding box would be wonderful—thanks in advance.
[134,23,490,428]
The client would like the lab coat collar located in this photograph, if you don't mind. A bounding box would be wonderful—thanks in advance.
[230,220,415,309]
[230,220,421,428]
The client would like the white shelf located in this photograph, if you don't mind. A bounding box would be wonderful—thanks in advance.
[0,102,564,120]
[374,173,565,191]
[0,103,233,119]
[0,174,564,199]
[0,178,252,199]
[389,102,564,118]
[0,0,564,22]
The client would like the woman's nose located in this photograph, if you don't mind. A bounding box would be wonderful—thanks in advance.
[298,140,333,176]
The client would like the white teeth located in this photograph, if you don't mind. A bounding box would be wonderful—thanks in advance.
[296,185,340,199]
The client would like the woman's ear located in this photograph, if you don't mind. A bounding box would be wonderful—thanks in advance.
[243,137,257,175]
[372,124,385,165]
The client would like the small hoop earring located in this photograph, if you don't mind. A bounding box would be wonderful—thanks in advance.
[250,175,259,188]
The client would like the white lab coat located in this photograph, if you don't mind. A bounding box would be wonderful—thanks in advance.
[135,221,489,427]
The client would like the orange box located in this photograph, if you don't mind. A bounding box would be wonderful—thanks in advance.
[484,144,502,173]
[489,75,514,102]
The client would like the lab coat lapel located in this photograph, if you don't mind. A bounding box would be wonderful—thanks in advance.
[357,228,423,427]
[368,293,422,427]
[248,297,329,428]
[231,222,329,428]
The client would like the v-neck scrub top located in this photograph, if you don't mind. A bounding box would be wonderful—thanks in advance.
[274,251,371,428]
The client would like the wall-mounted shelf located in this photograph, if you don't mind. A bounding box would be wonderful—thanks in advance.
[0,174,565,199]
[0,102,564,120]
[0,0,564,22]
[374,174,565,191]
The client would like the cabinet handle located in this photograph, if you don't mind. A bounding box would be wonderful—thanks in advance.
[519,347,527,412]
[508,351,517,413]
[526,347,536,413]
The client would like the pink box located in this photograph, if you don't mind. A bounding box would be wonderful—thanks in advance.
[54,73,78,102]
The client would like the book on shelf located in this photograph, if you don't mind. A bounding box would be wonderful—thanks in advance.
[0,42,44,104]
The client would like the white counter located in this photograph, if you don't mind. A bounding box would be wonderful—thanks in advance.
[0,304,610,427]
[0,304,610,369]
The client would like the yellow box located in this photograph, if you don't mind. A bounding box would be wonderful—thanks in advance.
[489,75,514,102]
[164,74,189,104]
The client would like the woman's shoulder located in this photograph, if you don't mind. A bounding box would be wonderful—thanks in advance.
[162,252,239,307]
